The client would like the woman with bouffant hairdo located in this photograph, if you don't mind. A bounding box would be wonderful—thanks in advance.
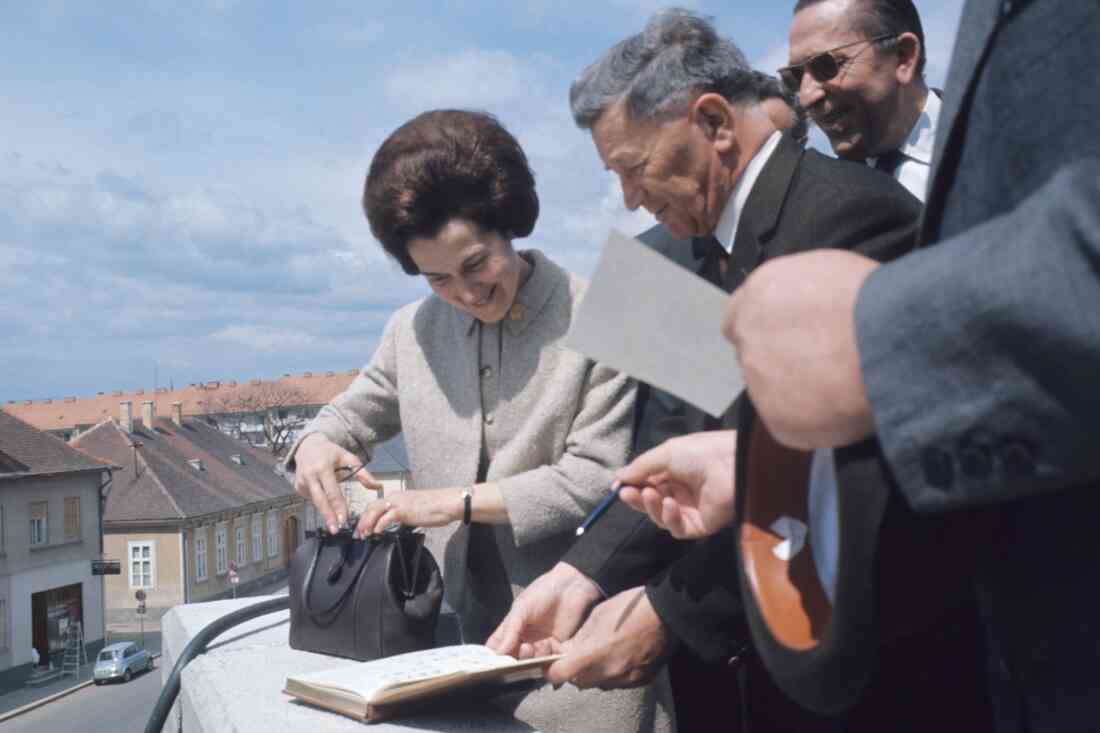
[286,110,672,732]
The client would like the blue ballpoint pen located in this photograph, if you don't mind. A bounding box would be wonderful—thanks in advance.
[575,482,623,536]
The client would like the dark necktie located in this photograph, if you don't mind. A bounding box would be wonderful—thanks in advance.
[693,235,729,287]
[873,149,906,177]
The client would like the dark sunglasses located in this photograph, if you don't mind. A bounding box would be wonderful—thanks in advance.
[778,34,897,94]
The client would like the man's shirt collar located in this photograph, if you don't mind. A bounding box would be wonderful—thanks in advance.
[873,89,941,168]
[713,130,783,254]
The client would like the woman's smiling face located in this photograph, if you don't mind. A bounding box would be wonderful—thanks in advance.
[408,218,530,324]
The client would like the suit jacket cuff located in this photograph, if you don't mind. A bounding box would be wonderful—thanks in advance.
[563,501,685,597]
[645,528,748,664]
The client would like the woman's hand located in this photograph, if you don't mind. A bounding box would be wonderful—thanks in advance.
[293,433,383,534]
[355,488,464,538]
[614,430,737,540]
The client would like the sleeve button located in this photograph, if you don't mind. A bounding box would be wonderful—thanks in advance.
[921,446,955,489]
[998,439,1036,479]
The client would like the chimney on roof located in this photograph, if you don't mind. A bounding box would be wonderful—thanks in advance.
[171,402,183,427]
[120,401,133,433]
[142,400,155,428]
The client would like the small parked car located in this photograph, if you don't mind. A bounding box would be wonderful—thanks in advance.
[93,641,153,684]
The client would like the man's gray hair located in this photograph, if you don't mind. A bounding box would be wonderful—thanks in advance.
[570,8,767,129]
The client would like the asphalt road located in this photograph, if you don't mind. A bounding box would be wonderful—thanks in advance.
[4,660,162,733]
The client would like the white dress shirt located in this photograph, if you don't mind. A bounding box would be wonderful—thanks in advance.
[808,92,943,603]
[713,131,783,252]
[870,89,941,203]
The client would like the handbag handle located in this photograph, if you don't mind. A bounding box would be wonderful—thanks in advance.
[302,535,373,619]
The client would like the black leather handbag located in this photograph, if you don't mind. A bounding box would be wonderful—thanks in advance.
[288,521,444,661]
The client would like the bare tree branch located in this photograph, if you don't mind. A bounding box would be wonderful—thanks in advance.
[198,382,311,456]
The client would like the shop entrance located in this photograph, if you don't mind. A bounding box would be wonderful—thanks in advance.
[30,583,82,668]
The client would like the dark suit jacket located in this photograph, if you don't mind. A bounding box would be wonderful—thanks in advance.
[854,2,1100,730]
[564,132,921,663]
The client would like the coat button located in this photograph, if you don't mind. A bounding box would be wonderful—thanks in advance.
[921,446,955,490]
[958,438,993,480]
[480,366,493,379]
[999,438,1036,479]
[727,643,751,667]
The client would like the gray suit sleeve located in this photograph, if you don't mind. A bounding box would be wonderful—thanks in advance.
[855,158,1100,513]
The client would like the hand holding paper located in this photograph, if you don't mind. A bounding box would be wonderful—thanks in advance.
[566,229,742,418]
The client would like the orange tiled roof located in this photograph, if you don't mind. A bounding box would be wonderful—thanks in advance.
[2,370,359,432]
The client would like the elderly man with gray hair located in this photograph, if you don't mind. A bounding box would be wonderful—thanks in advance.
[488,8,935,732]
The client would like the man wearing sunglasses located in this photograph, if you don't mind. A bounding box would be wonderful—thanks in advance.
[784,0,937,200]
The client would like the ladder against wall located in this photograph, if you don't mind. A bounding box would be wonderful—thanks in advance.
[60,622,87,679]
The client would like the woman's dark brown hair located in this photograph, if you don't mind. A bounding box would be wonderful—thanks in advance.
[364,110,539,275]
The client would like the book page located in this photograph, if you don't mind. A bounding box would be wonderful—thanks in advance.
[287,645,535,702]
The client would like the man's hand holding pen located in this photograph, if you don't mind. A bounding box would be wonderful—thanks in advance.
[616,430,738,540]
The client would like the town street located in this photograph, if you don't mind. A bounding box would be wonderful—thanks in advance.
[4,663,161,733]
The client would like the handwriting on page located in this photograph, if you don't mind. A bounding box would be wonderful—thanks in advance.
[302,645,512,699]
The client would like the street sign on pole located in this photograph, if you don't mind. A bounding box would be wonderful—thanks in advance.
[136,599,147,649]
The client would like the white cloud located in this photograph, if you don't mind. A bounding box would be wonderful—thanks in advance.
[211,324,317,352]
[383,48,555,111]
[753,42,790,75]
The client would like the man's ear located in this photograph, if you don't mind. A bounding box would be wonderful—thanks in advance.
[894,32,922,84]
[691,93,736,153]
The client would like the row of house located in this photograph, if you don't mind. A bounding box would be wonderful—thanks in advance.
[0,389,410,683]
[4,370,359,453]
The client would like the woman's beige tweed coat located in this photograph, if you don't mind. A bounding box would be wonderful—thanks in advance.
[291,250,673,733]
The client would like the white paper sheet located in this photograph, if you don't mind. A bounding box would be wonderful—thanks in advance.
[565,229,742,418]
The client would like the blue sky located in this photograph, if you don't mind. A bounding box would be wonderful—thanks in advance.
[0,1,963,402]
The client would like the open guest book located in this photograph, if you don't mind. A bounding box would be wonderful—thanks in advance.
[284,644,561,723]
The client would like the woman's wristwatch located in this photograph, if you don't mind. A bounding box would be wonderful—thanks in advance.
[460,487,473,525]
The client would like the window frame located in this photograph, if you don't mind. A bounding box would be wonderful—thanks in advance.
[29,501,48,546]
[128,541,156,589]
[235,525,246,567]
[194,531,208,582]
[251,514,262,564]
[266,511,279,559]
[63,496,81,541]
[215,524,228,576]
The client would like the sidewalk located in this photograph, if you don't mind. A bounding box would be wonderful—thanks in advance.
[0,578,289,721]
[0,631,163,720]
